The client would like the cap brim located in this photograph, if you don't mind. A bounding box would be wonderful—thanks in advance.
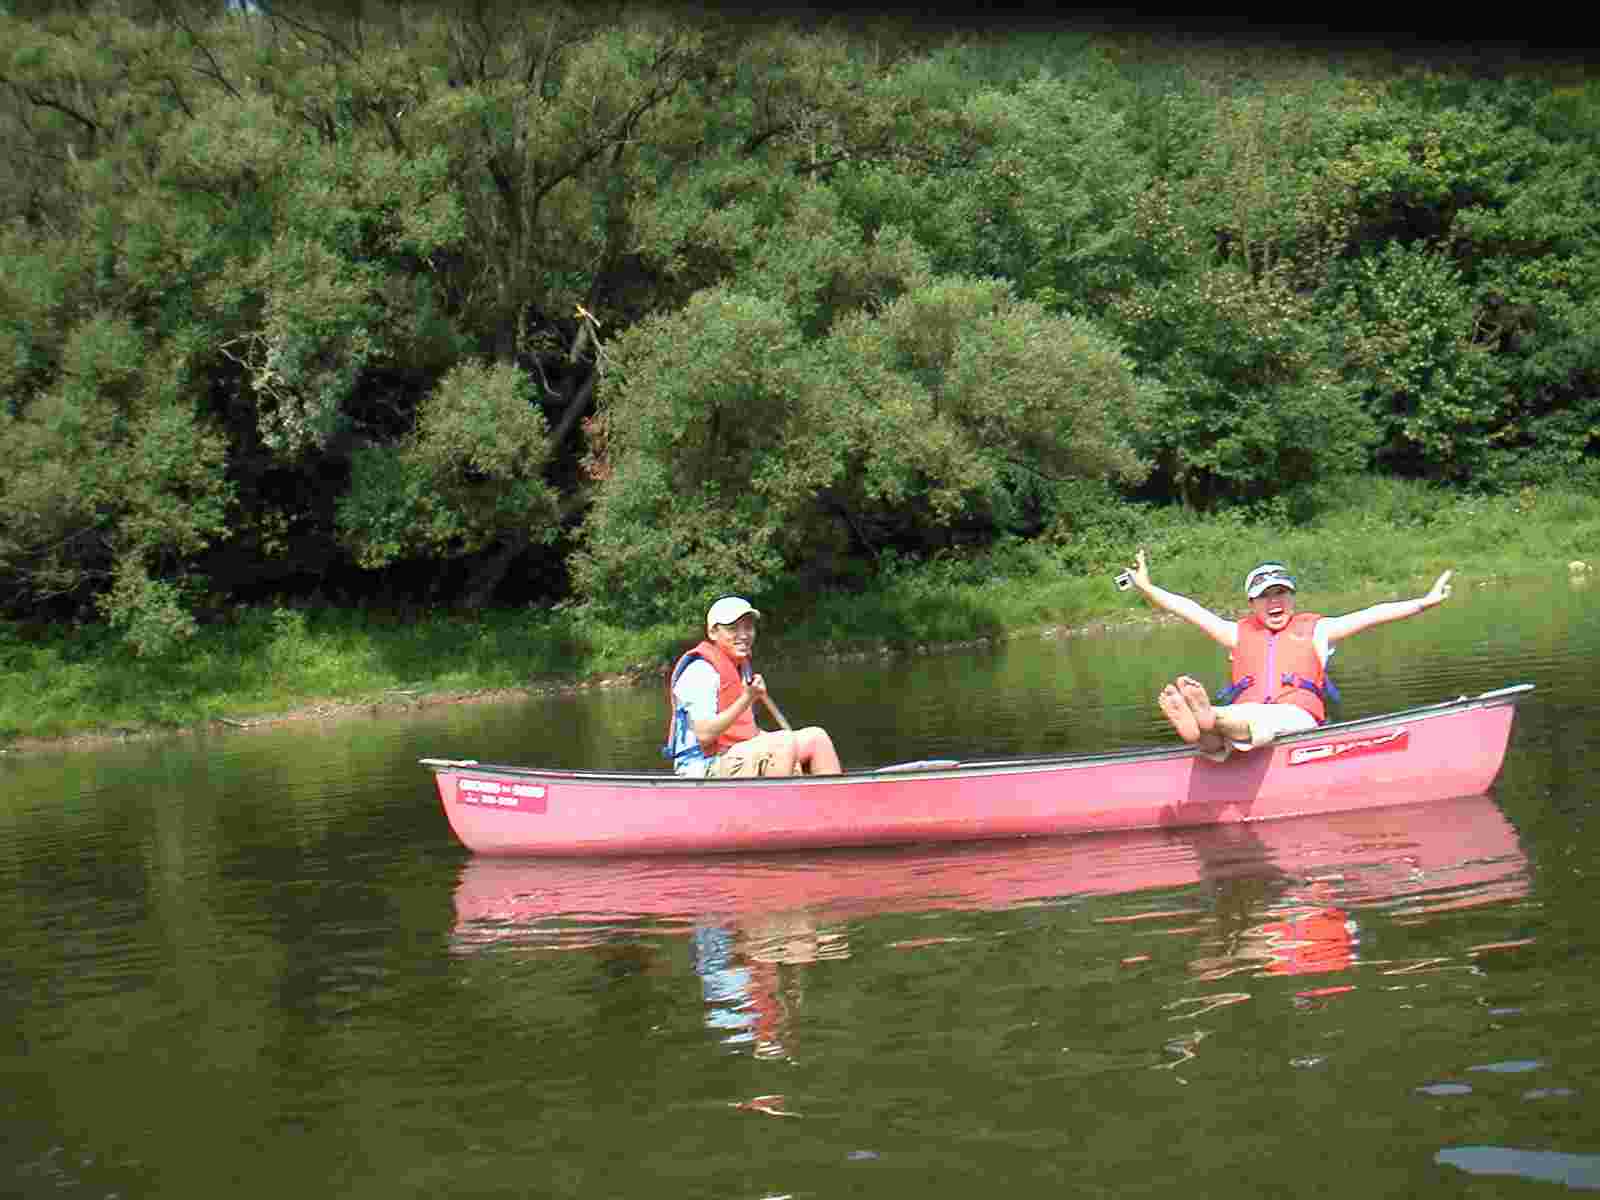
[707,602,761,627]
[1247,578,1296,598]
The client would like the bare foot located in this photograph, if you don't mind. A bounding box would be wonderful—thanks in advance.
[1176,676,1216,734]
[1159,683,1201,744]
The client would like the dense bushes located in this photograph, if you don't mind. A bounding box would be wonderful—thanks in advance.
[1,4,1595,648]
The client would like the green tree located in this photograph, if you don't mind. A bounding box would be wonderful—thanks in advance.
[1329,242,1509,482]
[337,359,560,608]
[807,277,1153,544]
[1311,75,1600,485]
[832,67,1148,310]
[0,311,232,652]
[573,275,1152,619]
[570,288,803,618]
[1108,216,1370,510]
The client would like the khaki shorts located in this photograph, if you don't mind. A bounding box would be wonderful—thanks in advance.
[706,732,799,778]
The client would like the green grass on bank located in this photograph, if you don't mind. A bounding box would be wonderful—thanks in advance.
[3,478,1597,748]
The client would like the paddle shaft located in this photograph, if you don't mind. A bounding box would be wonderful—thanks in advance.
[749,656,792,731]
[761,694,793,732]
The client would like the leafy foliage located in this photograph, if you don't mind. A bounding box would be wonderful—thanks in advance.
[0,5,1597,643]
[338,358,559,569]
[1329,242,1509,481]
[574,275,1151,620]
[0,312,232,651]
[1109,254,1370,509]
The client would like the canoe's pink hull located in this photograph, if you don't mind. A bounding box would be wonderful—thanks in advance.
[425,687,1529,857]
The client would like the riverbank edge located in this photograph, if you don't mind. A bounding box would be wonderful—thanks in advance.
[0,609,1171,757]
[8,476,1596,757]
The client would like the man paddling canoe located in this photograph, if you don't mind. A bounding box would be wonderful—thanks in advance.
[1126,551,1454,760]
[665,596,842,777]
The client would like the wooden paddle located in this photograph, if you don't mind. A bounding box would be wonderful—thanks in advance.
[760,693,804,776]
[761,695,793,732]
[749,653,792,732]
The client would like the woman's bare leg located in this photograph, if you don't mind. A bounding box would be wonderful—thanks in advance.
[1174,677,1230,755]
[1159,683,1202,743]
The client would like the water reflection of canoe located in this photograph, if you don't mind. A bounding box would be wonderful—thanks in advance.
[422,685,1532,857]
[450,792,1528,944]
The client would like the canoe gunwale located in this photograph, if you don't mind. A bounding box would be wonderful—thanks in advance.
[419,683,1534,787]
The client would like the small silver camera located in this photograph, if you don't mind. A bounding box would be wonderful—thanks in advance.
[1114,570,1133,591]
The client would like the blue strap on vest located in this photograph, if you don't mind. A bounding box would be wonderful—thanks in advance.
[1214,671,1340,706]
[1213,675,1253,705]
[1282,672,1341,704]
[662,709,692,762]
[662,652,703,762]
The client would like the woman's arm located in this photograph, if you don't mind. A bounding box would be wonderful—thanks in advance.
[1128,549,1239,649]
[1321,570,1454,643]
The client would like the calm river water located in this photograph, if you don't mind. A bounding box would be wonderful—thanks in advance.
[4,578,1598,1198]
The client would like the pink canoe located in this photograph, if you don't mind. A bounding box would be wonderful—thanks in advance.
[421,684,1532,857]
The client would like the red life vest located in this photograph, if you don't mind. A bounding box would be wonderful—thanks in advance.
[665,638,757,755]
[1227,611,1328,722]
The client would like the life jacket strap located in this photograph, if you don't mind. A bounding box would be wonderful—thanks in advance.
[1214,675,1253,705]
[1216,671,1341,708]
[662,708,698,762]
[1281,672,1341,704]
[662,649,706,760]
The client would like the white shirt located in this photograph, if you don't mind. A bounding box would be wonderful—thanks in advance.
[669,658,728,777]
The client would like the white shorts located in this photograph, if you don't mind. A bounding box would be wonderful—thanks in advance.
[1202,702,1319,761]
[1228,702,1319,748]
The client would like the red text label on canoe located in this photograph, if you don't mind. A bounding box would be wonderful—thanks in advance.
[1287,727,1409,766]
[456,777,548,813]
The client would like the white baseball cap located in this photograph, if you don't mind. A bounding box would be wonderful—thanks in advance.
[1244,563,1297,599]
[706,596,761,630]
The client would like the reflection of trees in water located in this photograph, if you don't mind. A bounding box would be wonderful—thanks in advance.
[592,940,665,981]
[577,937,687,1054]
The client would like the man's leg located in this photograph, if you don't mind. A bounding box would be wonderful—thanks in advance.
[764,731,798,775]
[708,732,797,778]
[793,726,842,775]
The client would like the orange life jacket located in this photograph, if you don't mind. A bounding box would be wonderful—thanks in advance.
[664,639,757,761]
[1223,611,1329,722]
